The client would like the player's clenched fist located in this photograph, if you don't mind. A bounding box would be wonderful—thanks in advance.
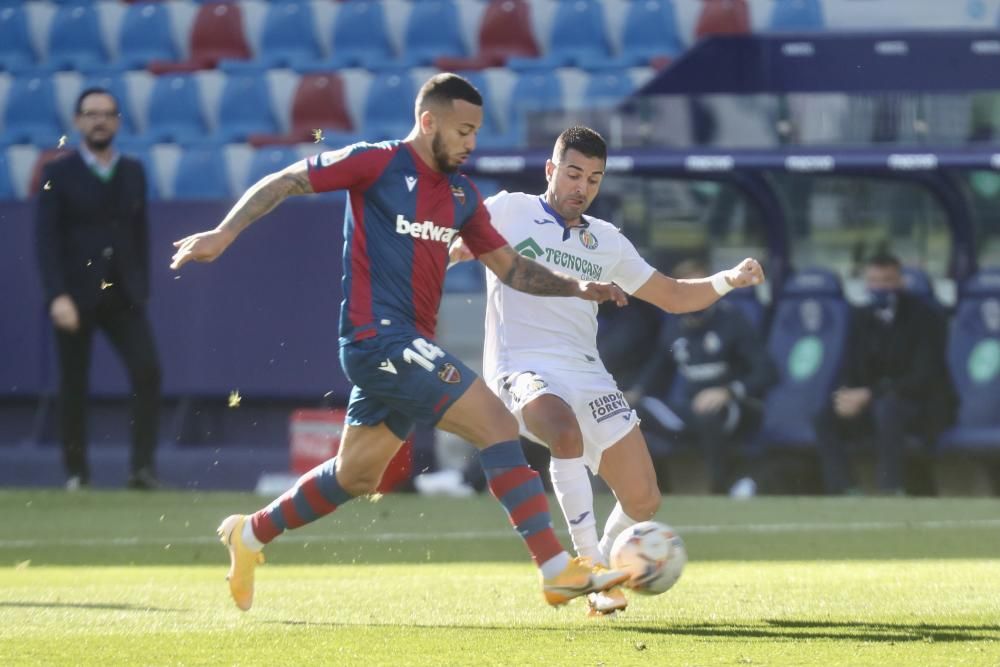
[170,229,236,270]
[726,258,765,289]
[578,281,628,306]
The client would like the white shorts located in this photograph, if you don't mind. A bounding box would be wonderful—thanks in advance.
[491,368,640,474]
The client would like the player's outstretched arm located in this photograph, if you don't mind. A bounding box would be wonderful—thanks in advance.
[170,160,314,270]
[634,257,765,314]
[478,245,627,305]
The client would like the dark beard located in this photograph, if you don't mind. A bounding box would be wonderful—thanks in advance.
[431,133,457,173]
[85,134,114,151]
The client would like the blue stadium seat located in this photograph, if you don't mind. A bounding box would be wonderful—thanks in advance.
[173,144,231,200]
[147,74,207,143]
[116,138,159,200]
[0,74,63,146]
[404,0,466,66]
[215,73,278,143]
[258,1,322,68]
[0,148,14,200]
[454,70,504,148]
[543,0,611,67]
[118,2,177,69]
[726,285,768,333]
[0,6,36,71]
[938,270,1000,452]
[583,69,637,108]
[327,0,394,68]
[768,0,825,31]
[504,69,564,146]
[619,0,684,65]
[246,146,300,189]
[757,268,850,449]
[362,71,416,141]
[47,3,107,70]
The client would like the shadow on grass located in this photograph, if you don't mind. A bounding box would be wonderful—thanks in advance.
[0,601,187,612]
[261,618,1000,643]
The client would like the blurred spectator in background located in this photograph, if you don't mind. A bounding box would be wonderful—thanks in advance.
[625,259,777,496]
[813,252,956,495]
[35,87,161,490]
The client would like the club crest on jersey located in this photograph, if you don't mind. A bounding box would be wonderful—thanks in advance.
[438,363,462,384]
[579,229,598,250]
[395,214,457,244]
[450,185,466,204]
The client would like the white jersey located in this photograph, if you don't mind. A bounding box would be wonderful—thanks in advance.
[483,191,656,383]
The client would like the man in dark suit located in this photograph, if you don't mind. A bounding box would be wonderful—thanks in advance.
[814,252,956,495]
[36,87,161,490]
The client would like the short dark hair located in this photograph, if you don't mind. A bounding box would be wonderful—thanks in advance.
[554,126,607,163]
[415,73,482,113]
[75,87,119,115]
[866,251,901,270]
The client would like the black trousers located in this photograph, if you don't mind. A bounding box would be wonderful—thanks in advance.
[814,392,921,495]
[54,288,161,482]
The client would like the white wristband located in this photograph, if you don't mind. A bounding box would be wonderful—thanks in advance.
[711,271,734,296]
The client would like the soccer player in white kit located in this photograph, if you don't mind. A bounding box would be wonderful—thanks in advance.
[451,127,765,616]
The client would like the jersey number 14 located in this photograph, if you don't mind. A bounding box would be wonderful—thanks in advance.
[402,338,444,372]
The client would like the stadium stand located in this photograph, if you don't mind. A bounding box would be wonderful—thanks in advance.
[362,70,416,141]
[145,73,207,143]
[767,0,826,31]
[326,0,395,69]
[118,1,179,70]
[1,73,64,146]
[436,0,540,70]
[0,5,36,72]
[172,142,232,199]
[214,71,278,142]
[0,147,12,200]
[257,1,322,69]
[939,270,1000,453]
[244,144,300,190]
[47,2,107,71]
[694,0,751,39]
[618,0,684,66]
[150,1,251,73]
[404,0,468,66]
[757,268,850,449]
[539,0,611,67]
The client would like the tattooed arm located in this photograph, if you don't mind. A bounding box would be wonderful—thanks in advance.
[170,160,314,269]
[478,245,627,304]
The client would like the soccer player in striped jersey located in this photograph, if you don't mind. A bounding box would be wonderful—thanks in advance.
[451,126,765,615]
[170,75,629,612]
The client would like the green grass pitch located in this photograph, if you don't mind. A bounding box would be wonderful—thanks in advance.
[1,490,999,666]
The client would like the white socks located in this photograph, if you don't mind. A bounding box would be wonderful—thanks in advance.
[549,456,601,563]
[598,503,640,565]
[241,518,264,552]
[539,551,572,580]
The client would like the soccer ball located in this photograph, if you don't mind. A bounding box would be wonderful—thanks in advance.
[609,521,687,595]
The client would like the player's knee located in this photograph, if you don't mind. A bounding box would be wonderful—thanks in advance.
[336,469,381,497]
[548,426,584,458]
[623,486,661,521]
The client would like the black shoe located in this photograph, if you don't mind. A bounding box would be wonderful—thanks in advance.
[127,468,161,490]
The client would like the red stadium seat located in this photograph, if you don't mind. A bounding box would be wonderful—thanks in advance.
[436,0,539,70]
[695,0,751,40]
[249,73,354,146]
[149,2,250,74]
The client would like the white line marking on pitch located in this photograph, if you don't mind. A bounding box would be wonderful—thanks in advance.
[2,519,999,549]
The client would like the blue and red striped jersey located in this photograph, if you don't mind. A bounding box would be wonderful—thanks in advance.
[307,140,506,343]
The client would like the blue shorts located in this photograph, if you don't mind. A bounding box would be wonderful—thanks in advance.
[339,330,477,440]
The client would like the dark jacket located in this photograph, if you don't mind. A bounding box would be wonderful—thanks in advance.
[840,291,957,434]
[36,151,150,310]
[632,301,778,404]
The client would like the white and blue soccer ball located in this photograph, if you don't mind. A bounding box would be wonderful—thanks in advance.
[610,521,687,595]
